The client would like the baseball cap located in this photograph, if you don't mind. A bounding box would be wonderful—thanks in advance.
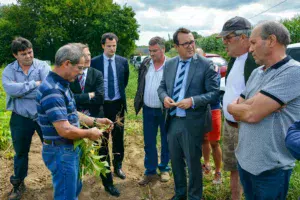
[285,121,300,160]
[217,16,252,38]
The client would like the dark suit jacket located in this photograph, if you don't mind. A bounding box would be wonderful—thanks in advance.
[70,67,104,118]
[91,54,129,111]
[157,54,219,140]
[225,53,259,84]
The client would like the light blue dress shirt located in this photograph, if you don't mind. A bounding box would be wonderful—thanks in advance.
[103,54,121,100]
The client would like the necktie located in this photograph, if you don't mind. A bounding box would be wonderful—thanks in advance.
[108,59,115,99]
[169,61,188,116]
[78,72,85,92]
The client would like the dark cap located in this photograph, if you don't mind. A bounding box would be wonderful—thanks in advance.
[218,16,252,37]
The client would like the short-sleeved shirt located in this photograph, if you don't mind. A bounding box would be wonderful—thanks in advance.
[236,56,300,175]
[36,71,79,139]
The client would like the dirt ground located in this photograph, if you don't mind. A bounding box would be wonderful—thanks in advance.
[0,133,175,200]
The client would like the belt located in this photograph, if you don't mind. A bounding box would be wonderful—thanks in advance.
[104,99,122,104]
[226,119,239,128]
[44,139,73,145]
[170,115,186,119]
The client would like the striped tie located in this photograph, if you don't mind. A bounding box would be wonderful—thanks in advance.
[169,61,188,116]
[78,72,85,92]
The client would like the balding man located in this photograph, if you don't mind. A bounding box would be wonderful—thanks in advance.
[228,21,300,199]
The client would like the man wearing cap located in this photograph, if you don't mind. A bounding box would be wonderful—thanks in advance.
[218,16,259,200]
[228,21,300,199]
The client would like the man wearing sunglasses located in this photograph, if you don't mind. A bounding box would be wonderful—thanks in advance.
[217,16,258,200]
[158,28,219,200]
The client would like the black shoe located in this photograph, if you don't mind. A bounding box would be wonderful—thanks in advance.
[169,195,187,200]
[8,182,26,200]
[104,185,120,197]
[114,168,126,179]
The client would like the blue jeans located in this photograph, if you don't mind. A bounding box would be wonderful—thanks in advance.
[42,144,82,200]
[143,105,170,175]
[238,163,292,200]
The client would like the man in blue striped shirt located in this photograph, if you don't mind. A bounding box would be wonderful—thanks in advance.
[2,37,51,200]
[36,43,113,200]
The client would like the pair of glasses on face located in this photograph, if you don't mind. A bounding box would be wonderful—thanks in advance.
[149,49,160,53]
[178,40,195,48]
[222,34,240,42]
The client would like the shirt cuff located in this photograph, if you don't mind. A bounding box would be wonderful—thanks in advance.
[191,97,195,109]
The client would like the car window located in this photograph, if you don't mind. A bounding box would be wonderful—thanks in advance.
[207,57,228,67]
[287,48,300,62]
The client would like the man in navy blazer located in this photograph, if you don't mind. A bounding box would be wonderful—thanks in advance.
[91,32,129,197]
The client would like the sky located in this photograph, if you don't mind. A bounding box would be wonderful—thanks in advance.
[1,0,299,45]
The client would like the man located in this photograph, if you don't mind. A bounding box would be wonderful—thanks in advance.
[228,21,300,199]
[134,36,170,186]
[196,48,223,184]
[36,43,113,199]
[91,32,129,196]
[2,37,51,200]
[70,44,104,118]
[158,28,219,200]
[217,16,258,200]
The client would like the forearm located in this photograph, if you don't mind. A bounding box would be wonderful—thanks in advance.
[193,90,219,107]
[227,103,254,122]
[3,80,37,98]
[57,123,91,140]
[78,111,95,127]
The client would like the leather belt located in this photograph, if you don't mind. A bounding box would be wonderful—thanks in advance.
[44,139,73,145]
[226,119,239,128]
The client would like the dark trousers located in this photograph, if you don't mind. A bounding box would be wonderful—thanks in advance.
[238,163,292,200]
[168,118,203,200]
[10,112,43,181]
[99,99,125,186]
[142,105,170,175]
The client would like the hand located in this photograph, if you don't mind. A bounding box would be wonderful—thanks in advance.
[87,127,103,141]
[96,118,114,132]
[89,92,95,99]
[164,97,176,108]
[35,81,41,86]
[175,98,193,110]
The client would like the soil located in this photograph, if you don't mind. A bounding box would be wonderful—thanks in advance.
[0,133,175,200]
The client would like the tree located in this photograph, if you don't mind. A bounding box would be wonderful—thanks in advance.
[0,0,139,64]
[282,15,300,43]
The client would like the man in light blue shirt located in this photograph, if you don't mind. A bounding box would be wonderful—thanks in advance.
[2,37,51,200]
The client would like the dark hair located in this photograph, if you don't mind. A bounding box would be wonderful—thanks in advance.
[149,36,165,49]
[173,28,191,45]
[259,21,291,47]
[101,32,118,45]
[11,37,32,55]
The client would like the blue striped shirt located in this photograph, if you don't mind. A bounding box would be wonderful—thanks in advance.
[36,71,79,139]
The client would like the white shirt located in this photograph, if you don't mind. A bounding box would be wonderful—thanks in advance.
[143,58,166,108]
[223,52,248,122]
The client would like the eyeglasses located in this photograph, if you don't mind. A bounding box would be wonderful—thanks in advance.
[222,34,239,42]
[178,40,195,48]
[149,49,160,53]
[76,65,85,71]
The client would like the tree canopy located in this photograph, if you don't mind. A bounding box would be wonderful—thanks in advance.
[0,0,139,65]
[282,15,300,44]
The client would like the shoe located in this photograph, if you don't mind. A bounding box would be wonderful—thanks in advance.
[169,195,187,200]
[138,174,158,186]
[8,181,26,200]
[160,171,170,182]
[104,185,120,197]
[202,164,211,175]
[212,172,222,184]
[114,168,126,179]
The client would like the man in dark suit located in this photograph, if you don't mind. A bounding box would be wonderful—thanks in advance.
[157,28,219,200]
[91,32,129,197]
[70,44,104,118]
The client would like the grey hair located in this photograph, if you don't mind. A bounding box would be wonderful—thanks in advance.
[149,36,165,49]
[55,43,84,66]
[258,21,291,47]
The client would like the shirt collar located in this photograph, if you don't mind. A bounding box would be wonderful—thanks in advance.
[179,57,192,63]
[103,54,115,61]
[150,56,166,71]
[236,52,248,61]
[49,71,70,87]
[13,59,35,71]
[262,56,291,70]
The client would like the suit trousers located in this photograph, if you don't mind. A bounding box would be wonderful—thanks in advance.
[168,117,203,200]
[10,112,43,181]
[99,99,125,186]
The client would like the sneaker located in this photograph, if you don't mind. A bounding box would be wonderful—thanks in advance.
[202,164,211,175]
[8,182,26,200]
[138,174,158,186]
[160,172,170,182]
[212,172,222,184]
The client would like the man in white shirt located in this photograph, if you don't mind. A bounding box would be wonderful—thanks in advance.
[134,36,170,185]
[217,16,258,200]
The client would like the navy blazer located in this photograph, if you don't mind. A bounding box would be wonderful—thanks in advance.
[91,54,129,110]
